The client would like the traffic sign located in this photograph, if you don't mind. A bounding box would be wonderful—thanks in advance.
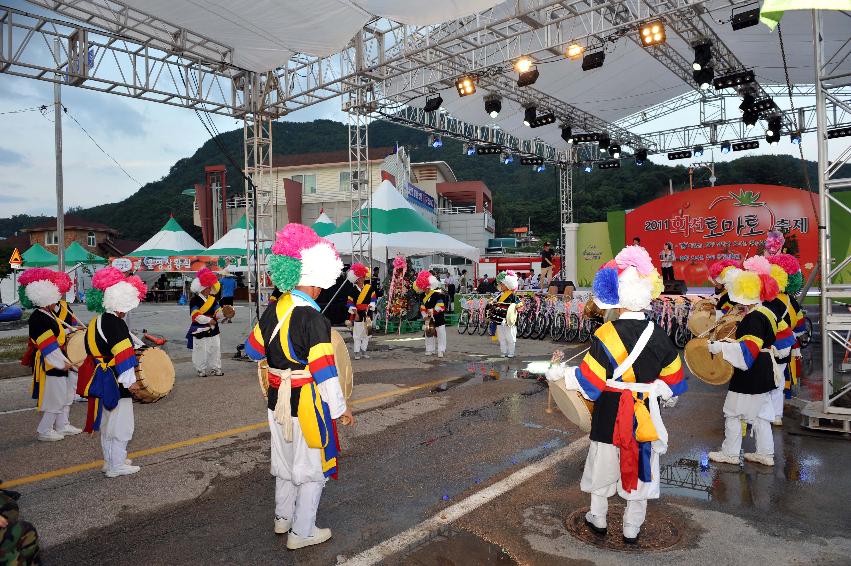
[9,248,22,269]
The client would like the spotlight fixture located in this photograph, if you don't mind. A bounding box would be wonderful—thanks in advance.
[598,135,610,151]
[720,141,732,154]
[428,134,443,148]
[731,6,760,31]
[500,152,514,164]
[713,69,755,89]
[455,75,477,97]
[693,145,704,157]
[573,132,601,143]
[424,94,443,113]
[732,140,759,151]
[692,42,712,71]
[639,21,666,47]
[529,112,557,128]
[520,156,544,165]
[560,125,574,144]
[484,94,502,118]
[751,97,777,113]
[517,67,540,87]
[476,145,502,155]
[582,51,605,71]
[668,150,693,160]
[464,143,477,156]
[766,115,782,138]
[742,110,759,129]
[828,126,851,139]
[533,163,546,173]
[583,162,593,173]
[693,67,714,90]
[565,43,584,60]
[514,57,534,74]
[790,131,802,144]
[523,106,536,127]
[635,148,648,165]
[608,143,621,158]
[599,160,621,170]
[739,93,756,112]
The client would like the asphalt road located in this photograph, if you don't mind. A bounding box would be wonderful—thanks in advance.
[2,304,850,565]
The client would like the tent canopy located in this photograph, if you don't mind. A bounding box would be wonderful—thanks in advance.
[22,243,58,267]
[205,214,270,256]
[64,241,107,264]
[311,211,337,237]
[326,180,480,261]
[126,217,206,257]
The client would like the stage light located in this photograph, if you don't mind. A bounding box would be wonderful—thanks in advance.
[608,143,621,158]
[520,156,544,165]
[635,148,647,165]
[455,75,477,97]
[742,110,758,129]
[514,57,534,74]
[523,106,536,127]
[766,115,782,137]
[476,145,502,155]
[529,112,556,128]
[692,42,712,71]
[599,160,620,170]
[731,6,760,30]
[752,97,777,113]
[424,94,443,113]
[484,95,502,118]
[565,43,584,60]
[598,135,610,151]
[517,67,540,87]
[583,163,593,173]
[582,51,605,71]
[714,69,755,90]
[720,141,731,154]
[828,126,851,139]
[668,150,692,160]
[693,145,704,157]
[561,125,574,144]
[790,131,802,144]
[428,134,443,148]
[732,140,759,151]
[739,93,755,112]
[639,21,666,47]
[573,132,601,143]
[534,163,546,173]
[464,143,476,156]
[693,67,714,90]
[501,152,514,165]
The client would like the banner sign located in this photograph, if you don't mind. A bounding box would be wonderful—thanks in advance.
[112,256,222,272]
[625,184,818,286]
[576,222,614,286]
[405,183,436,213]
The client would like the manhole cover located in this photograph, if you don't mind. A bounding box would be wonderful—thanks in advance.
[564,504,682,552]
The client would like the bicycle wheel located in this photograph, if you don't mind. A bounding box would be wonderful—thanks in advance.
[673,323,688,349]
[521,314,535,338]
[578,318,592,342]
[564,313,579,342]
[478,314,490,335]
[550,312,565,341]
[800,316,814,348]
[467,312,478,335]
[535,314,550,340]
[458,311,469,334]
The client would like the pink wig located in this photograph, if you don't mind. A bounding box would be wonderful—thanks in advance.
[765,230,785,255]
[18,267,56,286]
[271,223,322,258]
[197,268,218,288]
[710,259,741,280]
[743,255,772,275]
[767,253,800,275]
[52,270,72,293]
[615,245,654,276]
[758,273,780,302]
[350,262,369,279]
[125,275,148,300]
[415,270,432,291]
[92,267,125,290]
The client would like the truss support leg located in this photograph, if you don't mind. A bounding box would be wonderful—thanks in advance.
[558,154,576,284]
[346,84,374,269]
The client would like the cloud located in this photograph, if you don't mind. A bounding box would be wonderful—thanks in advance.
[0,193,29,203]
[0,147,28,166]
[62,88,148,139]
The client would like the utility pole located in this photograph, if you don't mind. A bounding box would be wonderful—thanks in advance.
[54,37,64,270]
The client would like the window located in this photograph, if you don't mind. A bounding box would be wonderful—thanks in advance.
[87,231,96,247]
[45,231,59,245]
[292,174,317,195]
[339,171,350,192]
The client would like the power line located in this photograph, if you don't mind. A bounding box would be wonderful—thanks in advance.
[0,105,48,116]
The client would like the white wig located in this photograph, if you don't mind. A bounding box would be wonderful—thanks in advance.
[25,279,62,308]
[190,278,204,294]
[103,280,141,313]
[299,242,343,289]
[429,275,441,290]
[501,273,519,291]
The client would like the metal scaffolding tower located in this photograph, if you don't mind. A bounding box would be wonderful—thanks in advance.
[343,74,377,268]
[558,154,574,280]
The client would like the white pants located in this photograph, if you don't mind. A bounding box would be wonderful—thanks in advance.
[720,391,774,457]
[769,387,784,420]
[55,371,78,429]
[590,494,647,533]
[425,325,447,354]
[352,320,370,353]
[268,410,327,537]
[101,398,135,471]
[496,324,517,356]
[36,374,67,435]
[192,334,221,373]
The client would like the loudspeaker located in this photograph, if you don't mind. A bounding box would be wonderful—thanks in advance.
[663,279,687,295]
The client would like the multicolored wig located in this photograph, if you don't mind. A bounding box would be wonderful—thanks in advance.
[592,245,662,311]
[18,268,63,309]
[347,262,370,283]
[86,266,147,313]
[267,223,342,292]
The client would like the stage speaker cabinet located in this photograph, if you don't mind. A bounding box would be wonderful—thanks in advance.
[663,279,687,296]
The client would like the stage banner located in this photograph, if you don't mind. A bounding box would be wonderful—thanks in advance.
[625,184,818,286]
[576,222,614,286]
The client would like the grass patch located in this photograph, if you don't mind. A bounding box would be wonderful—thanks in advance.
[0,336,28,362]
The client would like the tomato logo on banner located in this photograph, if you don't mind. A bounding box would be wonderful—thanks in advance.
[625,184,818,286]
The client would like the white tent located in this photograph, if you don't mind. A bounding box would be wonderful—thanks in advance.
[311,211,336,237]
[205,214,269,256]
[126,217,206,257]
[325,180,480,261]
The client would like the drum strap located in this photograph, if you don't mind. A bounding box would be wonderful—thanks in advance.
[613,322,655,381]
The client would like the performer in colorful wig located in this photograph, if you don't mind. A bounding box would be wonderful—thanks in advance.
[546,245,685,544]
[78,267,147,477]
[50,269,87,431]
[188,267,224,377]
[494,271,521,358]
[20,268,81,441]
[346,262,376,360]
[243,223,352,550]
[415,270,447,358]
[767,254,806,415]
[709,259,741,319]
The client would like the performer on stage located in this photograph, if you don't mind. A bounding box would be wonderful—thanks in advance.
[415,270,447,358]
[19,268,81,441]
[188,268,224,377]
[546,245,685,544]
[494,271,520,358]
[767,254,807,420]
[709,259,741,319]
[346,263,376,360]
[707,265,791,466]
[243,224,352,550]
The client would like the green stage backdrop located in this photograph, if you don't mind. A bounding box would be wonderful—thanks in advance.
[576,222,614,286]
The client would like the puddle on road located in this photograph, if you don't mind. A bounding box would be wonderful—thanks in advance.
[392,526,518,566]
[430,362,538,393]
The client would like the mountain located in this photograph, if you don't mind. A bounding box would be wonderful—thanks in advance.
[0,119,838,245]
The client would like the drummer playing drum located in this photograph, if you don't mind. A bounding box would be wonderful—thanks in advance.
[546,246,686,544]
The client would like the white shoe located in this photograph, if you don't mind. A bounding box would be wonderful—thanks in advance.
[102,459,132,472]
[37,430,64,442]
[744,452,775,466]
[708,451,739,465]
[57,424,83,436]
[507,354,515,359]
[361,353,370,359]
[105,464,141,478]
[287,527,332,550]
[584,511,607,535]
[274,516,292,534]
[623,522,641,544]
[425,352,433,356]
[437,352,444,358]
[197,370,207,377]
[354,354,361,360]
[209,369,224,376]
[772,418,783,426]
